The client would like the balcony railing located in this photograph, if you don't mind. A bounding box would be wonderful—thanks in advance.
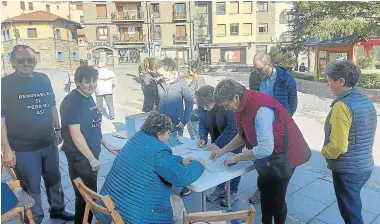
[111,11,144,21]
[173,11,187,20]
[113,34,146,43]
[173,34,188,43]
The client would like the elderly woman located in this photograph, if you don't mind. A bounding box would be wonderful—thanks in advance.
[211,79,310,224]
[97,112,205,224]
[60,65,120,224]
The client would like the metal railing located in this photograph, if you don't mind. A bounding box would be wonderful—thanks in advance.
[113,34,145,43]
[173,11,187,20]
[111,11,144,21]
[173,34,188,42]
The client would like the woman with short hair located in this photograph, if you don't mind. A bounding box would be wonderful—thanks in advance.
[98,112,205,224]
[60,65,120,224]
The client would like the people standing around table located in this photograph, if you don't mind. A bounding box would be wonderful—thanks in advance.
[211,79,311,224]
[1,45,75,223]
[95,62,117,120]
[185,61,206,140]
[249,52,298,204]
[322,61,376,224]
[136,57,160,112]
[196,85,243,206]
[156,57,194,137]
[60,65,121,224]
[97,112,205,224]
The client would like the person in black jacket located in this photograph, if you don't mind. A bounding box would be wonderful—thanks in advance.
[136,58,160,112]
[249,69,261,91]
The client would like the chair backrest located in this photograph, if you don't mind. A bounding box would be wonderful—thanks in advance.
[73,178,124,224]
[183,206,255,224]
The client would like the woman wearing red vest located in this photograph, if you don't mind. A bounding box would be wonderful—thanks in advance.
[211,79,311,224]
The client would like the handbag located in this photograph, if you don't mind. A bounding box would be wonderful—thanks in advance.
[253,113,293,180]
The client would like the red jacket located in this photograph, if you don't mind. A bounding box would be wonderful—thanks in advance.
[235,90,311,168]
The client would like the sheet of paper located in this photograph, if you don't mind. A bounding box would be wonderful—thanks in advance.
[185,151,236,173]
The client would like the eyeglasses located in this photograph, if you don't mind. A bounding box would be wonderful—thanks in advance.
[15,58,36,65]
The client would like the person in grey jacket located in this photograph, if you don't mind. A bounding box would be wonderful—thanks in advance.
[156,57,194,137]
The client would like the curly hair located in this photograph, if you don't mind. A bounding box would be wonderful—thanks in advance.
[140,111,173,137]
[214,79,246,105]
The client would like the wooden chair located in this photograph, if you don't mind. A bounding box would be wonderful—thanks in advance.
[1,179,35,224]
[73,178,124,224]
[183,206,256,224]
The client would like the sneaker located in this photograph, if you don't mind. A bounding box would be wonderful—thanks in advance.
[249,189,261,204]
[206,188,226,202]
[180,187,192,196]
[220,192,238,207]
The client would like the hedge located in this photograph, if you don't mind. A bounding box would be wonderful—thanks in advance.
[292,72,380,89]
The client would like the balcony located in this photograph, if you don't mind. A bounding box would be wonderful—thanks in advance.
[173,34,188,43]
[111,11,144,22]
[172,11,187,21]
[113,34,146,44]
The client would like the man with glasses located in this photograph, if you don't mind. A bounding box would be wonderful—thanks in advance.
[249,52,298,204]
[1,45,75,223]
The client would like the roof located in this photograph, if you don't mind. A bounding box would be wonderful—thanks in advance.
[304,34,368,47]
[3,11,81,27]
[77,29,85,36]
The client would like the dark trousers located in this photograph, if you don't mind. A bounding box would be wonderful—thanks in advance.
[65,152,98,224]
[96,94,115,117]
[14,142,65,224]
[257,170,294,224]
[332,171,372,224]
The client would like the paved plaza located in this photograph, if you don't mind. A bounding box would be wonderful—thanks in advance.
[2,66,380,224]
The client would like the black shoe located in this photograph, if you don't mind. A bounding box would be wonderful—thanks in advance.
[180,187,192,196]
[50,210,75,221]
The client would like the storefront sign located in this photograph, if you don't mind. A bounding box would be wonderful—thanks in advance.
[87,41,114,50]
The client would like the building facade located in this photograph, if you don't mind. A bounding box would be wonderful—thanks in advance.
[1,11,81,70]
[208,1,293,64]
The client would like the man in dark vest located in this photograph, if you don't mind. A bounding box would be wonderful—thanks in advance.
[211,79,310,224]
[322,61,376,224]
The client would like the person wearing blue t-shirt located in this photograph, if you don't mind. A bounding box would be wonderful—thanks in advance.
[60,65,120,224]
[1,45,75,223]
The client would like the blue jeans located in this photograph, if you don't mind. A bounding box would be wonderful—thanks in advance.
[332,171,372,224]
[216,148,243,193]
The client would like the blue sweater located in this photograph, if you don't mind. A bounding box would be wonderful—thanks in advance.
[158,77,194,125]
[97,131,204,223]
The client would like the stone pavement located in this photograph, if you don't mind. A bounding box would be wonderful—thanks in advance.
[2,67,380,224]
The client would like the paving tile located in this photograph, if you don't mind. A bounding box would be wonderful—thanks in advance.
[297,179,336,205]
[98,163,113,178]
[97,176,106,189]
[60,174,73,189]
[236,170,258,194]
[309,218,328,224]
[238,187,262,214]
[290,169,322,188]
[63,186,76,203]
[287,193,327,222]
[286,183,301,197]
[317,202,377,224]
[285,215,302,224]
[372,215,380,224]
[361,188,380,215]
[60,164,69,176]
[181,192,217,213]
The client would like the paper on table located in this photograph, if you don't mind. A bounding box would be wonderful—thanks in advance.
[185,151,236,173]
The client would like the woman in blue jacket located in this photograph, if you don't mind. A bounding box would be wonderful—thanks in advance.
[97,112,205,224]
[196,85,243,206]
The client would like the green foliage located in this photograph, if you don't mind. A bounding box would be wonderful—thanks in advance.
[316,73,327,82]
[358,49,377,69]
[269,45,296,68]
[359,73,380,89]
[292,72,315,81]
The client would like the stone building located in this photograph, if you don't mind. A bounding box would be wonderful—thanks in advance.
[1,11,81,70]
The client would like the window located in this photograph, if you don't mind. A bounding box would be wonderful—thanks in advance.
[216,24,226,37]
[243,1,252,14]
[174,3,186,16]
[46,4,50,12]
[198,4,208,14]
[257,1,268,12]
[229,2,239,14]
[56,5,59,10]
[243,23,252,35]
[72,31,77,40]
[8,53,11,63]
[28,2,33,10]
[2,31,6,41]
[259,23,268,33]
[230,23,239,36]
[256,45,267,53]
[96,26,109,40]
[96,4,107,18]
[73,52,79,61]
[2,1,7,6]
[175,25,186,40]
[216,2,226,15]
[55,29,61,39]
[20,1,25,10]
[154,25,161,39]
[35,52,41,63]
[151,3,160,17]
[27,28,37,38]
[58,52,64,62]
[80,15,84,23]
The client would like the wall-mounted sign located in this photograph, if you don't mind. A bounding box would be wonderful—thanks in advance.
[87,41,114,50]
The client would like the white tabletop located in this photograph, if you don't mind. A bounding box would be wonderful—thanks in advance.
[103,131,255,192]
